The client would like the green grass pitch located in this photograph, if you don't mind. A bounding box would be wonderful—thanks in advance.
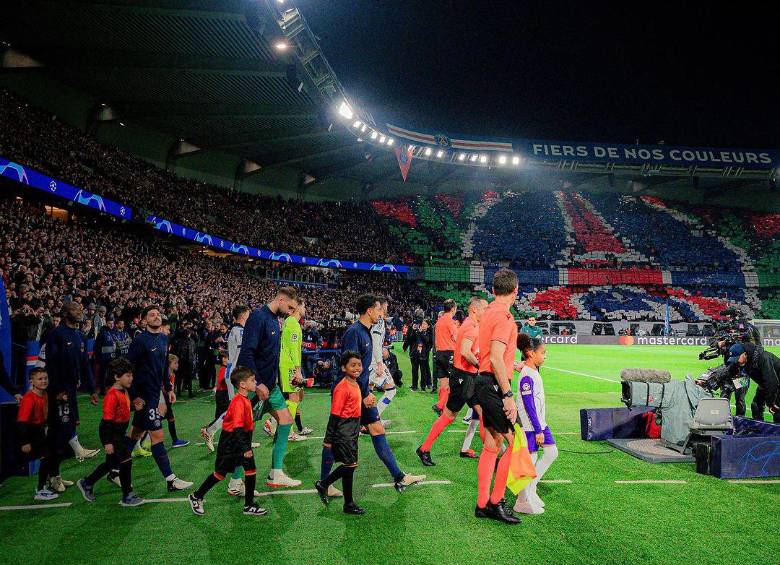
[1,344,778,564]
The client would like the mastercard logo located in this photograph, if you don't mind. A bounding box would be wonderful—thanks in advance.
[619,336,635,346]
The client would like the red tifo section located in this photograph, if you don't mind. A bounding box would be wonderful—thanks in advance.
[562,193,626,253]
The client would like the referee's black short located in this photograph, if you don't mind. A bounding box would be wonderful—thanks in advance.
[474,373,512,434]
[434,350,454,380]
[446,367,477,413]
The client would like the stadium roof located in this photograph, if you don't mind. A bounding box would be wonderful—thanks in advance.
[1,1,776,198]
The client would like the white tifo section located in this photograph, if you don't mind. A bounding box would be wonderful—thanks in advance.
[461,193,501,259]
[0,502,72,511]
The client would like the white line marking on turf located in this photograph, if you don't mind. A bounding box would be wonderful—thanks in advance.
[545,366,620,383]
[256,489,317,497]
[614,480,687,484]
[0,502,72,511]
[557,432,579,435]
[371,480,452,488]
[142,498,190,504]
[540,480,573,484]
[727,479,780,484]
[310,430,417,440]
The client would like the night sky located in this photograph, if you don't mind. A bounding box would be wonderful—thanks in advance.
[302,1,777,149]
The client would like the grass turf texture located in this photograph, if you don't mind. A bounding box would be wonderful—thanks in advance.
[1,344,778,564]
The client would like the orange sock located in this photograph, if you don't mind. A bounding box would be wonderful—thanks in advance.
[436,387,450,410]
[421,413,454,452]
[477,445,499,508]
[489,444,513,505]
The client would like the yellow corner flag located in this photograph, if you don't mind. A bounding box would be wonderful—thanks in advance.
[507,423,537,495]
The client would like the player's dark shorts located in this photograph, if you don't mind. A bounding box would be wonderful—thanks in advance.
[360,404,381,426]
[474,373,512,434]
[131,399,163,432]
[434,351,454,380]
[19,427,48,461]
[525,427,555,453]
[215,390,229,419]
[214,433,256,477]
[325,415,359,466]
[446,368,478,413]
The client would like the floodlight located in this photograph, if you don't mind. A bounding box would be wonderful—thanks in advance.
[338,101,353,120]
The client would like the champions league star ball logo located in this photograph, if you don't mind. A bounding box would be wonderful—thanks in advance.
[738,440,780,476]
[370,264,397,272]
[317,259,343,268]
[270,252,292,263]
[149,217,173,233]
[74,190,107,212]
[230,243,249,255]
[195,232,213,246]
[0,161,30,184]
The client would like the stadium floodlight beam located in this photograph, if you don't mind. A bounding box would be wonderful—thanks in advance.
[274,41,289,52]
[512,155,521,165]
[338,101,354,120]
[361,124,367,132]
[469,154,478,162]
[387,138,395,146]
[352,120,361,128]
[379,135,386,143]
[479,155,488,164]
[370,130,378,140]
[458,153,466,161]
[436,150,444,158]
[498,155,507,165]
[424,147,432,156]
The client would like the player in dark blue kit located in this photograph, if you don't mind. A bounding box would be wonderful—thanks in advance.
[238,287,301,488]
[44,302,101,493]
[322,294,425,492]
[127,305,192,492]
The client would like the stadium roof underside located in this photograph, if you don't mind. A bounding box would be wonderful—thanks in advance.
[1,0,775,198]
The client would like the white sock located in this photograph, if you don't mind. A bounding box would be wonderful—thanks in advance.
[206,414,225,436]
[377,387,396,416]
[463,408,474,421]
[530,445,558,491]
[68,436,83,453]
[462,418,479,451]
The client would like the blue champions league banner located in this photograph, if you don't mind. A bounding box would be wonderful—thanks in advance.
[146,215,410,274]
[521,141,778,169]
[0,157,132,220]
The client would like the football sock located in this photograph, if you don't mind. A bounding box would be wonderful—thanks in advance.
[167,418,178,442]
[421,413,455,452]
[151,442,173,479]
[231,466,243,481]
[476,445,498,508]
[295,411,303,432]
[68,435,84,453]
[37,457,50,491]
[377,386,396,416]
[272,424,292,470]
[119,459,132,497]
[342,466,355,505]
[489,444,513,505]
[371,434,403,482]
[320,445,335,481]
[206,414,225,436]
[244,471,257,506]
[462,418,479,451]
[194,473,221,499]
[436,387,450,410]
[530,444,558,492]
[286,400,298,421]
[85,462,110,486]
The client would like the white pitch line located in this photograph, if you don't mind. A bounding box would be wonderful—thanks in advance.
[256,489,317,497]
[727,479,780,484]
[540,480,573,484]
[545,366,620,383]
[371,480,452,489]
[614,480,687,484]
[557,432,580,436]
[0,502,72,511]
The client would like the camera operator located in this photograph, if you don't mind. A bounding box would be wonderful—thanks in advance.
[714,308,760,416]
[403,317,432,391]
[726,343,780,423]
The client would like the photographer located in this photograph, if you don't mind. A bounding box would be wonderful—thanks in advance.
[403,318,432,391]
[726,343,780,423]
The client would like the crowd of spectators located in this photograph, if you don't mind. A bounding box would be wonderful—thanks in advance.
[0,90,407,265]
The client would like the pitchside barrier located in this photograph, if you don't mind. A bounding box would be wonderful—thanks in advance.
[520,319,780,347]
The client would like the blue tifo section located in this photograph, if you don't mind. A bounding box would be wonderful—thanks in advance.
[483,267,559,287]
[670,271,747,287]
[711,417,780,479]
